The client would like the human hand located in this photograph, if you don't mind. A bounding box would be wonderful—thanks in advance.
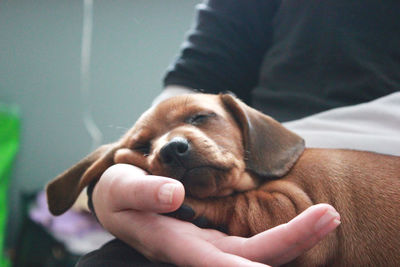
[92,163,340,266]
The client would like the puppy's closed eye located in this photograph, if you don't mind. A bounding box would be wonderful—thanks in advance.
[186,112,216,126]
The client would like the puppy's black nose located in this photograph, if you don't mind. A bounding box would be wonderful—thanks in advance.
[160,137,190,165]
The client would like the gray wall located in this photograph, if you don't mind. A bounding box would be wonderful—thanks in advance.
[0,0,199,248]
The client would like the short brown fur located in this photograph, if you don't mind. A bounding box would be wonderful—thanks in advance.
[47,94,400,266]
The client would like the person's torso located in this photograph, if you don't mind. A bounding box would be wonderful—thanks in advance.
[253,0,400,121]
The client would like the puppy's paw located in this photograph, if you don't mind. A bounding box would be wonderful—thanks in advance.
[165,197,229,232]
[164,203,211,228]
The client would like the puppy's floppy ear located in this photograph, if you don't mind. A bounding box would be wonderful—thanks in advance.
[46,143,119,216]
[220,94,305,178]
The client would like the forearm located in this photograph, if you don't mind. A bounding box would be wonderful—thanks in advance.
[163,0,277,103]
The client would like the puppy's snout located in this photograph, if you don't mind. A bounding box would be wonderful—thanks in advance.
[160,137,190,165]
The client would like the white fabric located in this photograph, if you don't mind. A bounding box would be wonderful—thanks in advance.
[284,92,400,156]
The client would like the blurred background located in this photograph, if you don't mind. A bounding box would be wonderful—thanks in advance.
[0,0,199,266]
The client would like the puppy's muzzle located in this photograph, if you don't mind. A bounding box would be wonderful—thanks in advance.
[160,137,191,167]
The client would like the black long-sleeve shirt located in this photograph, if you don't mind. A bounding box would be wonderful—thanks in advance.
[164,0,400,122]
[82,3,400,263]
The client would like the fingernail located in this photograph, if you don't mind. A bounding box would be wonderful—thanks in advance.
[315,210,340,232]
[158,183,177,205]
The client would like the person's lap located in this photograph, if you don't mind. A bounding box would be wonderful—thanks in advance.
[76,238,175,267]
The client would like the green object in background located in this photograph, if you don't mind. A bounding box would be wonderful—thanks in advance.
[0,104,20,267]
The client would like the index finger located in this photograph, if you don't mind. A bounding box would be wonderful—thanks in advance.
[246,204,340,265]
[213,204,340,266]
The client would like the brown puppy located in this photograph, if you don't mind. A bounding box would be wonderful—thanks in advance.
[47,94,400,266]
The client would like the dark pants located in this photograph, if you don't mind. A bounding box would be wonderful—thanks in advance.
[76,238,176,267]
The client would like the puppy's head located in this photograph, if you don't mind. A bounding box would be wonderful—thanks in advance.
[46,94,304,215]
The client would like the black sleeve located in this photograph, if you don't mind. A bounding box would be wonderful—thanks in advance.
[87,179,98,219]
[163,0,279,104]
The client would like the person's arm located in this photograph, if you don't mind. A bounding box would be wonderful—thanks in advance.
[163,0,278,104]
[92,164,340,266]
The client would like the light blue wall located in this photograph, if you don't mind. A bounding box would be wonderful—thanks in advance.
[0,0,199,248]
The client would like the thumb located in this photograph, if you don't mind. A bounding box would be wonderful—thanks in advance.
[94,164,185,213]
